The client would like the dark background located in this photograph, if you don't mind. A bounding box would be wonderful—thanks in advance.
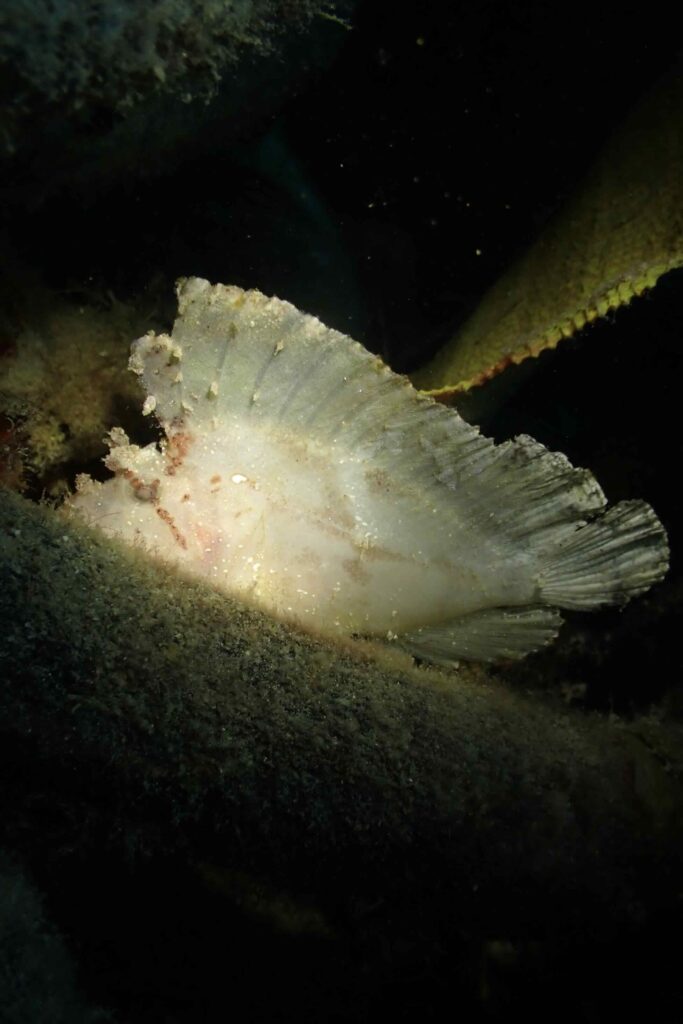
[2,1,683,1021]
[3,0,681,369]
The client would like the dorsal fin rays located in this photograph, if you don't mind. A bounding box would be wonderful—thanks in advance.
[129,279,665,608]
[128,280,615,554]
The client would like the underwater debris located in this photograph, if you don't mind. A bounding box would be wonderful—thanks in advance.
[67,278,668,663]
[0,292,147,492]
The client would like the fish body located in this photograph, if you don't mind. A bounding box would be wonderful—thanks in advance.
[69,278,668,662]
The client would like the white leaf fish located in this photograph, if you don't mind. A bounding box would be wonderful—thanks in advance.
[67,278,669,663]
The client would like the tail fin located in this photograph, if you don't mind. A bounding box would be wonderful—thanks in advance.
[537,500,668,610]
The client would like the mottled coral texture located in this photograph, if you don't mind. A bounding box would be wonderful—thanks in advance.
[0,0,335,151]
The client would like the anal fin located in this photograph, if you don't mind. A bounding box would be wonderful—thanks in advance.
[400,606,563,664]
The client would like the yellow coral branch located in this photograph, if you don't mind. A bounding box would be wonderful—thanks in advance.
[412,69,683,398]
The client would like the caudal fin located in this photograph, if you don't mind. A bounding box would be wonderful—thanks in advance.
[537,499,668,610]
